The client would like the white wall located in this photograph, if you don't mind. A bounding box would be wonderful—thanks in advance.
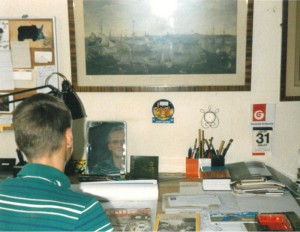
[1,0,299,180]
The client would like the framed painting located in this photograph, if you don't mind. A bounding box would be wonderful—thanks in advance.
[68,0,254,92]
[280,0,300,101]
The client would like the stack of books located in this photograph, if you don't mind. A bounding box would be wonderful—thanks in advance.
[231,177,285,196]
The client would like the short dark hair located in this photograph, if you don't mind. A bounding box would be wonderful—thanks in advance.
[13,93,72,160]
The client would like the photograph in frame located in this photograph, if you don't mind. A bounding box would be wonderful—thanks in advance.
[85,121,127,176]
[68,0,254,92]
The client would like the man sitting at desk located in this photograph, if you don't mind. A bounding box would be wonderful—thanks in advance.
[0,94,113,231]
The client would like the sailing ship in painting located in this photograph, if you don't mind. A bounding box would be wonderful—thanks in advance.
[84,0,237,76]
[85,27,236,75]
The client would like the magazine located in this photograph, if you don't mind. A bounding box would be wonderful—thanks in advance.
[209,211,258,223]
[153,213,200,232]
[105,208,152,232]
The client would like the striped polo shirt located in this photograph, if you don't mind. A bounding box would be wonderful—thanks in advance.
[0,163,113,231]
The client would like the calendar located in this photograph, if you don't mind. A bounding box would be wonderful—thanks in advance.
[251,104,275,156]
[252,127,273,156]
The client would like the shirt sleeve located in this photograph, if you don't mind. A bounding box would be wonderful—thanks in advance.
[74,199,114,232]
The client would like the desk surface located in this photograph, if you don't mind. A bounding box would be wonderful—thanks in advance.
[157,176,199,213]
[157,175,300,231]
[157,175,300,215]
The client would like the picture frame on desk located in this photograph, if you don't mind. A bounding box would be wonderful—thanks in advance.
[280,0,300,101]
[68,0,253,92]
[85,121,127,176]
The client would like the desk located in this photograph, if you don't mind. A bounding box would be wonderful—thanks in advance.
[157,177,199,213]
[157,175,300,231]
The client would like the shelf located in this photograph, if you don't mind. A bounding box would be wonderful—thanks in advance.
[0,124,13,132]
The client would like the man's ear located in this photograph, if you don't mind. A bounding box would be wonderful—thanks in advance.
[65,128,73,148]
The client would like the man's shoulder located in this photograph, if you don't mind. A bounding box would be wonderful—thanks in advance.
[66,186,100,206]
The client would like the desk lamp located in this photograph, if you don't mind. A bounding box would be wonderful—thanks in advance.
[0,72,86,120]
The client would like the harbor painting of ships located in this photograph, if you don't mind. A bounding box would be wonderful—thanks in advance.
[83,0,238,76]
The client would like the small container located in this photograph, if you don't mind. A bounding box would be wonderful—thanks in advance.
[186,158,199,178]
[211,155,225,167]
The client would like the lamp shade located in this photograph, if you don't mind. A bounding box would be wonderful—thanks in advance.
[61,80,86,120]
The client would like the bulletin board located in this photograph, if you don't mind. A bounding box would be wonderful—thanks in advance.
[0,17,58,91]
[0,17,58,131]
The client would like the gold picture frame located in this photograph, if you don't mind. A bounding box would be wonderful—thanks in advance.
[280,0,300,101]
[68,0,254,92]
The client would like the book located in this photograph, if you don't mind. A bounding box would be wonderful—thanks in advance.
[226,161,272,182]
[130,155,159,179]
[202,166,231,191]
[209,211,258,223]
[153,213,200,232]
[105,208,152,232]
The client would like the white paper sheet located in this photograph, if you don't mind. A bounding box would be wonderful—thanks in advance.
[11,41,31,68]
[168,194,221,207]
[72,180,158,201]
[0,50,14,90]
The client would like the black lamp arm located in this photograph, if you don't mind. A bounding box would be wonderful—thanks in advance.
[0,85,61,104]
[0,72,86,119]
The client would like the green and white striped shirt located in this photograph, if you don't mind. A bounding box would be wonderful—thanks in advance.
[0,163,113,231]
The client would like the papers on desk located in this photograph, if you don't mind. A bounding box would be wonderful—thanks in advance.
[232,178,285,196]
[163,193,221,213]
[168,194,221,207]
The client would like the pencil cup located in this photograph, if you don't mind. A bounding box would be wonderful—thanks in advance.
[211,155,225,167]
[186,158,199,178]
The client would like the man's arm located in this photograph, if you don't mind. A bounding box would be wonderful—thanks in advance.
[75,200,113,232]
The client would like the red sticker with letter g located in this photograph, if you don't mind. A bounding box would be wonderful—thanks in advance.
[253,104,266,122]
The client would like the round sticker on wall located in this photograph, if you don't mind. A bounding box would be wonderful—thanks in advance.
[152,99,174,123]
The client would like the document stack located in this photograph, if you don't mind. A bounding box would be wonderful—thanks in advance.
[226,161,288,196]
[231,177,285,196]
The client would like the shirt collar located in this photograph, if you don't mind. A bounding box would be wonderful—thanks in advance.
[17,163,71,189]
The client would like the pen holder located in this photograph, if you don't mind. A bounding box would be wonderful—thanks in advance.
[211,155,225,167]
[186,158,199,178]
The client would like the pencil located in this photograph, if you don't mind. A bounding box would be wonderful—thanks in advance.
[192,138,197,158]
[198,129,201,158]
[218,140,225,156]
[201,130,205,158]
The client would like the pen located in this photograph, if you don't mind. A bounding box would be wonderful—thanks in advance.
[204,139,210,158]
[222,139,233,157]
[198,129,201,158]
[188,147,192,159]
[192,138,197,158]
[210,141,217,158]
[201,130,205,158]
